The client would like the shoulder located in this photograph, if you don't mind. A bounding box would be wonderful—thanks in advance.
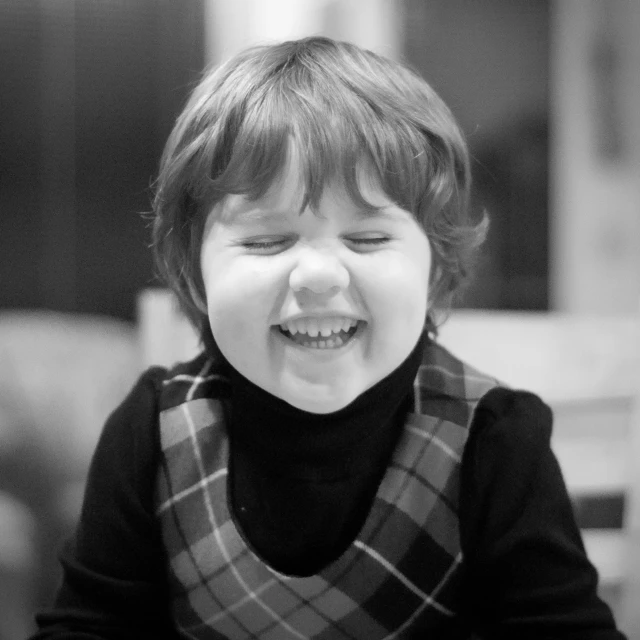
[416,337,555,496]
[459,387,556,543]
[420,339,556,507]
[422,337,553,449]
[90,351,227,481]
[418,338,501,402]
[87,366,168,493]
[411,338,503,436]
[95,366,167,452]
[85,353,229,513]
[465,387,553,466]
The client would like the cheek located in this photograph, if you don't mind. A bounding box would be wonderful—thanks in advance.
[374,260,429,366]
[203,264,277,343]
[364,253,430,318]
[205,292,261,372]
[206,282,257,333]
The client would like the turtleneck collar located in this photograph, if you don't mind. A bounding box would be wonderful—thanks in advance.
[227,332,425,481]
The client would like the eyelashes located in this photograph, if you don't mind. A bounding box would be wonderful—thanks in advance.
[240,238,291,251]
[238,235,392,254]
[349,236,390,246]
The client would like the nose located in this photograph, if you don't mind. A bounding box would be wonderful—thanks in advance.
[289,246,350,297]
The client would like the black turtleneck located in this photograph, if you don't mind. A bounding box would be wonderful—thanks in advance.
[227,334,425,576]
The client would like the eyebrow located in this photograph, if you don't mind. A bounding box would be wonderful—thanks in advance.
[353,206,407,221]
[220,198,411,225]
[221,207,280,225]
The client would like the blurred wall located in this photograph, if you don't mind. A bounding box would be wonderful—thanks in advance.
[403,0,550,310]
[2,0,638,319]
[203,0,401,63]
[551,0,640,312]
[0,0,204,320]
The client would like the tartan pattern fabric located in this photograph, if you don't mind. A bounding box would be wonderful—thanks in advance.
[155,341,499,639]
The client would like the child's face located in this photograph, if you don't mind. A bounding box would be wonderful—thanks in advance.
[200,154,431,413]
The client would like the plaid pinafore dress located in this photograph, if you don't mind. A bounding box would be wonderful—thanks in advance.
[155,340,498,639]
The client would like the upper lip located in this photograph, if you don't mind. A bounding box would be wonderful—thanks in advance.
[275,313,365,324]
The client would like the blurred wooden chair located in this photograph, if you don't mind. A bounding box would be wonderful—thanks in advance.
[0,490,36,640]
[137,288,202,368]
[0,309,140,628]
[0,310,140,513]
[438,310,640,638]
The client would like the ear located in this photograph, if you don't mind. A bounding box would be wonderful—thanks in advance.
[189,281,208,314]
[424,312,436,334]
[428,258,443,286]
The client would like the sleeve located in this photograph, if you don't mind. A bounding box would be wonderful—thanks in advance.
[31,367,178,640]
[459,387,627,640]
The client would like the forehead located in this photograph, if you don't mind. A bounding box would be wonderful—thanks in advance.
[216,149,398,225]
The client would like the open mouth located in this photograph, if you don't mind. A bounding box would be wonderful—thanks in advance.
[276,317,363,349]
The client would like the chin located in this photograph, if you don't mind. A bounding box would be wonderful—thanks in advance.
[282,387,356,415]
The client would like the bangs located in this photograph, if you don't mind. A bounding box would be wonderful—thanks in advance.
[187,48,463,220]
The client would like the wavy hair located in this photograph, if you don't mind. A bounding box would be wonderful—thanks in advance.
[152,36,487,349]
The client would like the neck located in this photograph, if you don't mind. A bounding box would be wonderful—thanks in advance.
[228,332,425,480]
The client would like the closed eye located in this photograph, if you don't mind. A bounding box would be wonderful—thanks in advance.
[345,234,392,250]
[238,236,295,253]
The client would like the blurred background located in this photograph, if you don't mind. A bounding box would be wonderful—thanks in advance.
[1,0,639,637]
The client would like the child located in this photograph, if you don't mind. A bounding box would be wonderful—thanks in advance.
[33,37,626,639]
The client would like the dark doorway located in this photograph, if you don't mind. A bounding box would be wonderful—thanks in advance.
[403,0,550,310]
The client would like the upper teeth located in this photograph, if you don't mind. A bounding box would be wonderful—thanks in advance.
[280,316,358,337]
